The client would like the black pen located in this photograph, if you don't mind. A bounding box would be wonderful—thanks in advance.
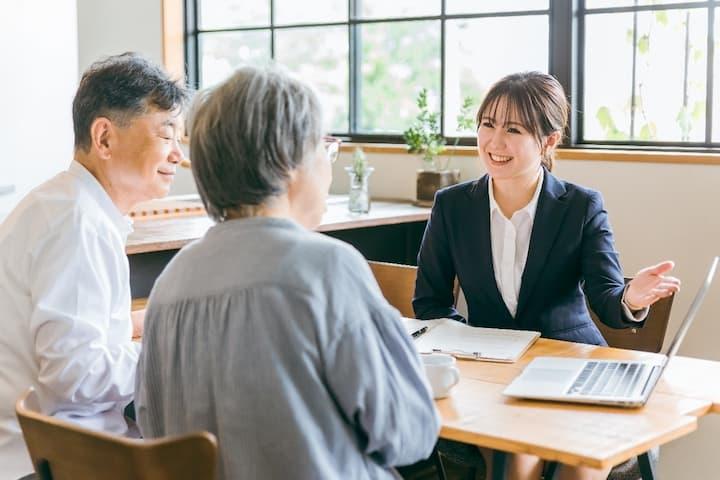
[411,326,428,339]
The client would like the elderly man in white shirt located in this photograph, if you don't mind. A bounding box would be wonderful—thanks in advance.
[0,52,188,479]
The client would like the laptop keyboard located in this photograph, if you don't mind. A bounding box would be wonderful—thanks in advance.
[567,361,648,398]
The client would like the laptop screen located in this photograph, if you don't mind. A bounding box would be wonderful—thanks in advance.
[664,256,719,360]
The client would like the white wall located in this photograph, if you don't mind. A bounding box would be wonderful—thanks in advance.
[0,1,78,217]
[76,0,163,74]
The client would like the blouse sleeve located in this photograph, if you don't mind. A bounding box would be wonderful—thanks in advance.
[323,247,440,467]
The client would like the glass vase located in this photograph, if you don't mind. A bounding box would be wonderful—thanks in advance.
[345,166,374,213]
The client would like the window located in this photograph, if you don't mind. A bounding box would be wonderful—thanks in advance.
[185,0,720,150]
[186,0,549,142]
[582,1,717,147]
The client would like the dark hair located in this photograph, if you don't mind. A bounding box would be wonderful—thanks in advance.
[72,52,189,152]
[189,65,323,222]
[475,71,568,171]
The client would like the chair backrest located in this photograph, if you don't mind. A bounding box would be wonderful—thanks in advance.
[368,261,419,317]
[15,389,218,480]
[367,262,673,352]
[588,279,675,353]
[367,261,460,318]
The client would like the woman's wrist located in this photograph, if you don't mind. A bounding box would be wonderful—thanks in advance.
[622,285,644,311]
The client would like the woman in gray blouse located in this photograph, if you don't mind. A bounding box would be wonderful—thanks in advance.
[134,65,440,480]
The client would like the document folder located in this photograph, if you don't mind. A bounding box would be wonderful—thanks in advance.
[404,318,539,363]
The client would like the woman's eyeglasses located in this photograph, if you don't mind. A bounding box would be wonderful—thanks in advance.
[323,136,342,164]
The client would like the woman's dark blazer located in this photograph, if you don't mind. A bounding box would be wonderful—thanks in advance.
[412,169,643,345]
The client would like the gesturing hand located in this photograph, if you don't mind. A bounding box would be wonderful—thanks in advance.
[625,261,681,310]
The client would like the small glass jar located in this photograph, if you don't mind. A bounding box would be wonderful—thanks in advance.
[345,166,374,213]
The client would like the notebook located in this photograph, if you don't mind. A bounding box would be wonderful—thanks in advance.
[503,256,719,407]
[403,318,540,363]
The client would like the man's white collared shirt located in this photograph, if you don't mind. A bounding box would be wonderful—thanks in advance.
[0,161,140,479]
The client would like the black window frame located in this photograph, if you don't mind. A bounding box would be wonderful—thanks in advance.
[184,0,720,152]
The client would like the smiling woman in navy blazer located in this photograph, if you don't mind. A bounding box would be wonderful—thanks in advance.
[413,72,681,480]
[415,168,649,345]
[413,72,680,348]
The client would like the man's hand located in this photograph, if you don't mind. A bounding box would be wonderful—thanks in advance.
[131,308,146,339]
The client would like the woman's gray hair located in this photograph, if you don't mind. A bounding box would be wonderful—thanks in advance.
[189,65,323,221]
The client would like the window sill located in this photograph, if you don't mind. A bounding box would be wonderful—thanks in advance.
[182,138,720,165]
[339,143,720,165]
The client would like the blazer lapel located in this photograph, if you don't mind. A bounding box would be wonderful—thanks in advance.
[469,176,515,325]
[515,171,570,322]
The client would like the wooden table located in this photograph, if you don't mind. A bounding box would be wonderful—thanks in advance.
[126,196,431,298]
[438,338,720,479]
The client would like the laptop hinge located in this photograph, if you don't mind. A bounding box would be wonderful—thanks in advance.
[640,365,663,397]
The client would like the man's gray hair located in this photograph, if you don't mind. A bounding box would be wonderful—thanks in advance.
[189,65,323,221]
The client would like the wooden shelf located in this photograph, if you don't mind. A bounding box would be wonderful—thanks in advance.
[126,195,430,255]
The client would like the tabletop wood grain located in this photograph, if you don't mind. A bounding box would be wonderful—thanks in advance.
[440,338,719,468]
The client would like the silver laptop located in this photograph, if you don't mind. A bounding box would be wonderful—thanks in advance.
[503,257,719,407]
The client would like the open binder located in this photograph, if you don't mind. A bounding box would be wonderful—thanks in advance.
[404,318,540,363]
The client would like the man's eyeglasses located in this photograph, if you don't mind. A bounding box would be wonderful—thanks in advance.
[323,136,342,164]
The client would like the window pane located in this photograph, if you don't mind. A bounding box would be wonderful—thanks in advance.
[446,0,548,15]
[359,20,441,133]
[584,9,708,142]
[357,0,439,19]
[583,13,634,141]
[275,26,349,132]
[634,9,707,142]
[199,0,270,29]
[585,1,704,9]
[444,16,548,136]
[199,31,271,88]
[274,0,347,25]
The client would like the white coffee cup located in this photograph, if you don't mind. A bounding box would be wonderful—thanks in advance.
[421,353,460,399]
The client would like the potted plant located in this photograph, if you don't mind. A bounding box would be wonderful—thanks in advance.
[403,89,474,206]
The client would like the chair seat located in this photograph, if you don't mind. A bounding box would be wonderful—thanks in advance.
[436,439,486,469]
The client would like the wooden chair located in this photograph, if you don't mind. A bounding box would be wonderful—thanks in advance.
[15,389,218,480]
[368,261,459,318]
[368,261,420,317]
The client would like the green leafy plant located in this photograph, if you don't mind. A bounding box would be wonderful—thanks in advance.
[441,96,476,169]
[456,96,476,134]
[403,88,446,171]
[403,89,476,171]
